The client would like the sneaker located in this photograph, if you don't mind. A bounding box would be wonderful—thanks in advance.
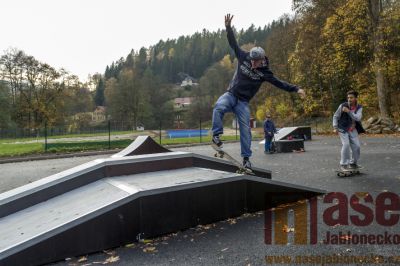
[264,150,269,154]
[349,163,359,170]
[243,157,252,170]
[340,165,349,172]
[212,135,223,147]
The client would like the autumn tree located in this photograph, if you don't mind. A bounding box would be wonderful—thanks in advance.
[104,68,150,128]
[0,81,11,128]
[0,49,75,129]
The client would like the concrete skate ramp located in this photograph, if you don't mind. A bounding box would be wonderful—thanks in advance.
[112,135,171,157]
[275,126,311,141]
[0,138,324,266]
[260,126,312,144]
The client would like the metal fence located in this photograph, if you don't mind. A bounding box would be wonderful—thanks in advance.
[0,116,332,154]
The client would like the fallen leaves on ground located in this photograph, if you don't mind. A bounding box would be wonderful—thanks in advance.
[139,239,153,244]
[197,224,215,230]
[355,192,369,198]
[103,256,120,264]
[282,225,295,233]
[102,250,115,256]
[227,218,237,225]
[142,246,157,253]
[77,256,88,262]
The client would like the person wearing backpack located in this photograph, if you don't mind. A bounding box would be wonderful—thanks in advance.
[333,90,365,171]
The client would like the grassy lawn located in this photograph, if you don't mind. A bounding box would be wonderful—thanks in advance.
[0,134,262,158]
[0,130,139,144]
[0,143,44,157]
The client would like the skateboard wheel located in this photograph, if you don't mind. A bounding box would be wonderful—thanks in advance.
[337,172,346,177]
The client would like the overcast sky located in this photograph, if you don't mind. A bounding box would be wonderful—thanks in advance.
[1,0,294,81]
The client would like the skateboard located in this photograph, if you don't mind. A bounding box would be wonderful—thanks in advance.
[335,167,363,177]
[211,143,254,175]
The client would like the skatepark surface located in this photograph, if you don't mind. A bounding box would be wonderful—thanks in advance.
[1,135,399,265]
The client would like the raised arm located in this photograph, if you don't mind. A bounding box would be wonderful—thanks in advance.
[263,72,298,93]
[225,14,246,59]
[263,71,306,98]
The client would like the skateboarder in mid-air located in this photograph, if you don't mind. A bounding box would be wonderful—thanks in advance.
[212,14,305,170]
[333,90,365,172]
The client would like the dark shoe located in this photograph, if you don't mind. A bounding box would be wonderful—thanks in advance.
[264,150,269,154]
[349,163,359,170]
[212,135,223,147]
[243,157,252,170]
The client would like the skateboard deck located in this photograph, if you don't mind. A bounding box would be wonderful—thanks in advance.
[335,167,363,177]
[211,143,254,175]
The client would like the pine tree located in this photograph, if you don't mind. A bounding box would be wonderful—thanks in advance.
[94,78,105,106]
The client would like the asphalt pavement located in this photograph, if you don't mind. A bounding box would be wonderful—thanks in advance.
[1,135,399,265]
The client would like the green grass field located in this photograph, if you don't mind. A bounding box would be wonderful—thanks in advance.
[0,130,136,144]
[0,135,260,158]
[0,143,44,157]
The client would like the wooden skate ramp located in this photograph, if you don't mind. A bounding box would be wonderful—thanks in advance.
[0,137,324,266]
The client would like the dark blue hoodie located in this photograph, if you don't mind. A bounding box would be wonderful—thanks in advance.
[226,25,299,102]
[264,119,276,136]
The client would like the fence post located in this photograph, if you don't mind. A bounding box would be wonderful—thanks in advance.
[199,118,202,143]
[159,120,162,145]
[44,121,48,152]
[108,120,111,149]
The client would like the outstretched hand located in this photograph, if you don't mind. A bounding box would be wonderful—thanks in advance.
[225,14,234,28]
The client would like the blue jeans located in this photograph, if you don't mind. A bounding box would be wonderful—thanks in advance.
[212,92,252,158]
[265,135,272,152]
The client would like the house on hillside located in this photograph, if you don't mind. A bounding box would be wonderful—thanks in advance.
[180,76,198,87]
[174,97,193,109]
[91,106,106,122]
